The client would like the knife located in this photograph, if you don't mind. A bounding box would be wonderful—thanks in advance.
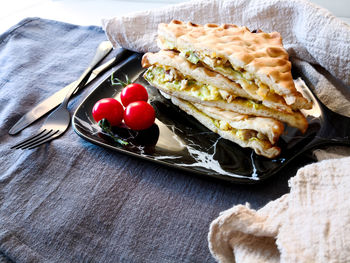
[9,48,131,135]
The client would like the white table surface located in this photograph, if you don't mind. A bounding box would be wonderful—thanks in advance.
[0,0,349,35]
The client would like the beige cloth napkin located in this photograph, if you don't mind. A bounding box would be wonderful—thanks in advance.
[102,0,350,261]
[209,156,350,262]
[103,0,350,87]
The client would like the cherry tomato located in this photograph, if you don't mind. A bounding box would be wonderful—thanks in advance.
[92,98,124,126]
[124,101,155,130]
[120,83,148,107]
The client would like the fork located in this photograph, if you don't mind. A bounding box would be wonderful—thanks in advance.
[11,41,113,150]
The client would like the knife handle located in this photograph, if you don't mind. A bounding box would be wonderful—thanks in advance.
[73,48,131,95]
[61,41,113,108]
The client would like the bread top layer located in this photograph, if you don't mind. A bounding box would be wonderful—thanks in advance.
[142,50,295,113]
[157,20,311,110]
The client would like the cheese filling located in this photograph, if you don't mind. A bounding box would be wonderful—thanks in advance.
[158,39,296,112]
[171,48,293,112]
[145,66,222,101]
[156,36,278,101]
[144,65,265,109]
[184,101,268,144]
[179,49,273,98]
[144,66,271,144]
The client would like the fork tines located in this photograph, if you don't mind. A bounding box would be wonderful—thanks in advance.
[11,129,59,150]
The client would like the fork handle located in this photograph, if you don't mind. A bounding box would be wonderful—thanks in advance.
[61,41,113,108]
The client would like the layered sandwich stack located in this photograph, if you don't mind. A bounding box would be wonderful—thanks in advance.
[142,20,311,158]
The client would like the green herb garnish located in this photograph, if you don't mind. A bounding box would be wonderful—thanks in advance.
[98,118,128,145]
[111,73,132,87]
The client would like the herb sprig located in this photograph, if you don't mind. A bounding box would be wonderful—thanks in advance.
[111,73,132,87]
[98,118,128,145]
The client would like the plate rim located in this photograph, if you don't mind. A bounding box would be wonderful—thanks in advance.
[71,53,324,184]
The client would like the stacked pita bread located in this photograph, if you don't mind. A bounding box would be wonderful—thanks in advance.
[142,20,311,158]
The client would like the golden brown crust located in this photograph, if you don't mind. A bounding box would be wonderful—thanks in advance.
[157,20,312,110]
[142,50,297,113]
[141,54,151,68]
[142,51,252,101]
[168,95,281,158]
[142,21,311,157]
[144,73,308,133]
[192,102,285,144]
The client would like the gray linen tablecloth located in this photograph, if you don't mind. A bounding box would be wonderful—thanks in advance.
[0,18,314,263]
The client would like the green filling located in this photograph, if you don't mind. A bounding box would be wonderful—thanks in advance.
[247,100,263,110]
[187,52,200,64]
[180,50,200,64]
[163,40,175,49]
[180,49,269,95]
[144,66,264,111]
[211,116,261,143]
[214,65,243,80]
[179,49,247,79]
[145,67,263,144]
[144,67,221,101]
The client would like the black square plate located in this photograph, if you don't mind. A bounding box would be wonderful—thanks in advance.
[72,52,350,183]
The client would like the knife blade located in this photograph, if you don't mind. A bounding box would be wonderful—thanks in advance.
[9,48,131,135]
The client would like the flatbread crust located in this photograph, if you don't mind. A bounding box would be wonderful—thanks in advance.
[141,20,312,158]
[142,50,294,113]
[143,64,308,133]
[142,50,252,101]
[157,20,311,110]
[165,93,281,159]
[192,102,284,144]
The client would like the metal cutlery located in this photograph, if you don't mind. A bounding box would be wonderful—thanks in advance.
[9,47,131,135]
[11,41,113,149]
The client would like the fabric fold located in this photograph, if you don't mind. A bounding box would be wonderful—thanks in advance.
[0,230,45,262]
[209,156,350,262]
[209,195,289,263]
[102,0,350,86]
